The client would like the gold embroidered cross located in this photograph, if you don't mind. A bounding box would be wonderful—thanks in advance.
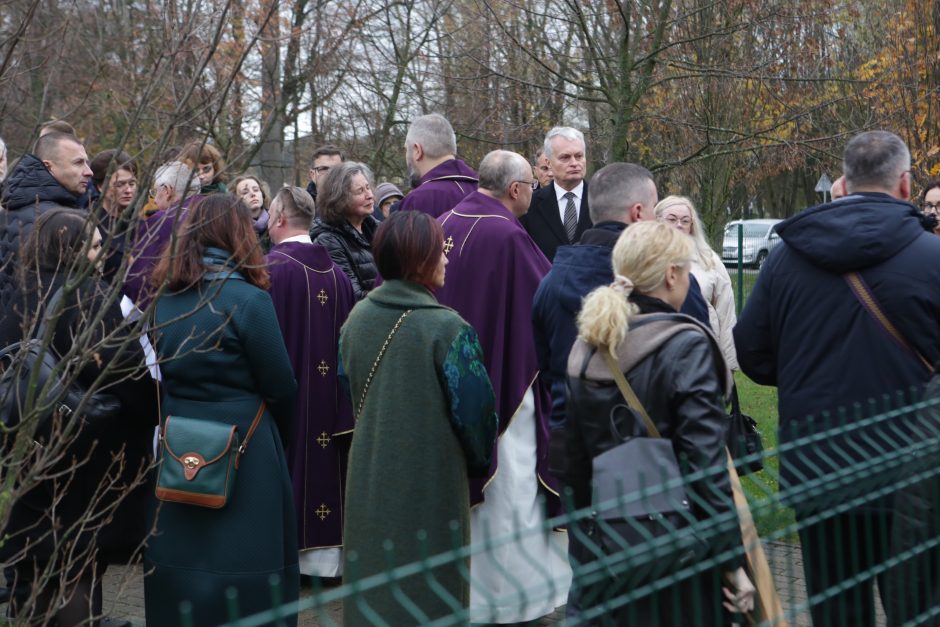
[316,432,331,448]
[317,360,330,376]
[443,236,455,254]
[317,289,328,305]
[315,504,331,520]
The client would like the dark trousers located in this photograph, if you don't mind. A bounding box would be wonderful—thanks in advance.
[797,510,891,627]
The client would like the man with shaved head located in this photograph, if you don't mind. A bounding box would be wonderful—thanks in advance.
[0,131,94,307]
[435,149,571,623]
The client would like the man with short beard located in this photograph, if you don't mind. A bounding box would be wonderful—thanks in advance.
[398,114,478,218]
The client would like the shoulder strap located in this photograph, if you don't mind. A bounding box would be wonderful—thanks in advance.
[356,309,412,418]
[844,271,934,373]
[601,350,662,439]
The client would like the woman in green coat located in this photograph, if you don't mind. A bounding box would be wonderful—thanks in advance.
[340,211,499,626]
[144,194,299,626]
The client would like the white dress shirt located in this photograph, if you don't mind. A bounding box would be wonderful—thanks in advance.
[554,180,584,225]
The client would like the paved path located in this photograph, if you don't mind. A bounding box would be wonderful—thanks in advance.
[18,541,885,625]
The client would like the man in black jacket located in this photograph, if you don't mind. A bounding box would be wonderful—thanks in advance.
[0,131,92,308]
[521,127,592,261]
[735,131,940,626]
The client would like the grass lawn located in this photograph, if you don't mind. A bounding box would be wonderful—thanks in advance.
[734,371,799,543]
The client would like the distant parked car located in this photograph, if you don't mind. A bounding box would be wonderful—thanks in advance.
[722,219,782,269]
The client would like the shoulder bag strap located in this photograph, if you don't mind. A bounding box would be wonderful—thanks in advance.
[235,402,266,467]
[356,309,412,418]
[844,271,934,373]
[601,350,662,439]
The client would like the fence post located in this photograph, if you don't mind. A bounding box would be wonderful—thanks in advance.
[737,223,744,313]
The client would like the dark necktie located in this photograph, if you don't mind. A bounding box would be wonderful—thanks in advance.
[563,192,577,242]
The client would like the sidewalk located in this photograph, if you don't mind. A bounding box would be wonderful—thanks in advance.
[33,541,885,625]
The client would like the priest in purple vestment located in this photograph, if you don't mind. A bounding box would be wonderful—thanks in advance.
[435,150,570,623]
[398,113,478,218]
[265,187,356,578]
[124,161,201,308]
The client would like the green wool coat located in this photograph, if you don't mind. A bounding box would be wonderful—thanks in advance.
[339,280,498,626]
[144,266,299,627]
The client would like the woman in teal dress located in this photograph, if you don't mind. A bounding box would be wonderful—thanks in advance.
[339,211,499,626]
[144,194,299,626]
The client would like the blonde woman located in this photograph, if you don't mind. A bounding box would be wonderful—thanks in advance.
[656,195,738,370]
[563,221,753,625]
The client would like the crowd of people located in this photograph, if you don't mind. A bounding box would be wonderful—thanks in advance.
[0,115,937,627]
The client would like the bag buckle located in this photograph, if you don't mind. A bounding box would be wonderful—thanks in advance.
[56,403,73,417]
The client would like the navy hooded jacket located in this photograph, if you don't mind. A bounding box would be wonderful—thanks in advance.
[734,192,940,501]
[533,221,710,428]
[0,154,82,308]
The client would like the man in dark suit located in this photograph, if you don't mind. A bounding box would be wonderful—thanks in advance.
[521,127,592,262]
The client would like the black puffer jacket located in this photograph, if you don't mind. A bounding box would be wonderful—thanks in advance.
[0,154,82,308]
[564,301,737,528]
[310,217,378,300]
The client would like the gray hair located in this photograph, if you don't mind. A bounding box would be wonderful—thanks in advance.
[406,114,457,159]
[318,161,374,227]
[272,186,316,230]
[154,160,200,199]
[588,163,656,223]
[843,131,911,192]
[543,127,585,160]
[478,150,532,196]
[0,137,6,182]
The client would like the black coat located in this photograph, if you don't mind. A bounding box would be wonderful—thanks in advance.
[564,304,735,525]
[734,192,940,500]
[0,155,82,309]
[521,181,592,262]
[310,217,378,300]
[0,272,157,571]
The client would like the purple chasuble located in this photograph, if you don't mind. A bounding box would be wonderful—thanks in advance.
[266,241,356,551]
[435,191,559,513]
[398,159,479,218]
[124,195,201,307]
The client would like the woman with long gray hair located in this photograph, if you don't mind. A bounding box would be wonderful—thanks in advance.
[310,161,379,299]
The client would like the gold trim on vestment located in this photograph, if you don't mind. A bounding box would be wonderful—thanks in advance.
[271,250,335,273]
[470,371,542,510]
[332,428,354,436]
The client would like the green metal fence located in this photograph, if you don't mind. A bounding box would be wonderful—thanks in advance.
[202,392,940,627]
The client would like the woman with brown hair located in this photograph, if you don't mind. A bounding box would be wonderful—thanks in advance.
[0,208,155,627]
[144,193,299,626]
[340,210,498,625]
[310,161,379,299]
[179,141,228,194]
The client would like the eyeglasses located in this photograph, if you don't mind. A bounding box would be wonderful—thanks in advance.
[149,184,167,200]
[312,166,332,174]
[924,202,940,213]
[513,179,536,191]
[662,215,692,226]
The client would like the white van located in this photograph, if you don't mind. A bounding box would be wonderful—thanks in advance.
[722,219,782,269]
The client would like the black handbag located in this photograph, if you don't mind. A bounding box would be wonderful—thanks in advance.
[726,384,764,475]
[0,287,121,439]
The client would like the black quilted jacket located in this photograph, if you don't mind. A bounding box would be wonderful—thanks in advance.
[0,154,82,308]
[310,216,378,300]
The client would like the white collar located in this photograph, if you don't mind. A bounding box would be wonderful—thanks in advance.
[554,180,585,203]
[279,234,313,245]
